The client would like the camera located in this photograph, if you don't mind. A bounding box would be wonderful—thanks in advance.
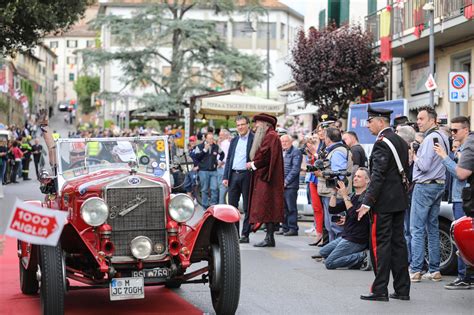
[411,141,420,154]
[331,215,343,223]
[306,159,326,172]
[322,170,351,189]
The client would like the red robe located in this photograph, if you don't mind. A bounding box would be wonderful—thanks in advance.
[248,128,285,224]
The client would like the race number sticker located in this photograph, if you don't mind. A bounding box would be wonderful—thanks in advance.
[155,140,165,152]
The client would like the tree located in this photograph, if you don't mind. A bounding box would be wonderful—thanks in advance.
[0,0,92,56]
[74,75,100,114]
[82,1,266,116]
[288,24,387,118]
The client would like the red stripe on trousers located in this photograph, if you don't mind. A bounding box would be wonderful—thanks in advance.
[309,182,324,234]
[370,213,378,293]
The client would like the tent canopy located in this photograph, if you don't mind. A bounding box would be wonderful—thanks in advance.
[196,94,285,117]
[288,105,318,116]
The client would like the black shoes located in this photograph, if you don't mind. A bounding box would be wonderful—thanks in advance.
[311,253,323,259]
[360,293,389,302]
[308,238,323,246]
[283,230,298,236]
[389,293,410,300]
[253,239,275,247]
[239,236,249,244]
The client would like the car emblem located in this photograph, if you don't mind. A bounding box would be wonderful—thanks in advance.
[109,194,148,219]
[128,177,141,185]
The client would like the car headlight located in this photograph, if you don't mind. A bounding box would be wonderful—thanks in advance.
[80,197,109,227]
[131,236,153,259]
[169,194,195,223]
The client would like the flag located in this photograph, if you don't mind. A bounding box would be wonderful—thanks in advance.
[379,6,392,62]
[4,199,68,246]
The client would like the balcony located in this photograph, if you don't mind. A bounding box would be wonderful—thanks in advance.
[366,0,474,58]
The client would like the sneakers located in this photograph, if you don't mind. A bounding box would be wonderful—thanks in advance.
[410,272,422,282]
[360,251,372,271]
[422,271,442,282]
[444,278,471,290]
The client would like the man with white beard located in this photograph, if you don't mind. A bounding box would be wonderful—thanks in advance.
[246,113,285,247]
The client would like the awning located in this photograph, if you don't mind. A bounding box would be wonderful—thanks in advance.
[288,105,319,116]
[408,93,439,111]
[197,94,285,116]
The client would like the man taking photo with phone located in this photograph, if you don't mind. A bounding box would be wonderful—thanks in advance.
[313,168,371,271]
[409,106,449,283]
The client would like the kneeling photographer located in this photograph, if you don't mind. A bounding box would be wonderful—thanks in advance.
[314,168,371,271]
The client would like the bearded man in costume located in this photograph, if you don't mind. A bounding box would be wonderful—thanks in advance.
[246,113,285,247]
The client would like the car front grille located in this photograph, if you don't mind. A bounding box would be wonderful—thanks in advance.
[106,185,166,257]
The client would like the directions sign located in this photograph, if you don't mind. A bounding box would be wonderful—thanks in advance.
[449,72,470,102]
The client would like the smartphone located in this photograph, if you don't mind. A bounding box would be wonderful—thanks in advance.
[433,137,439,146]
[331,215,342,223]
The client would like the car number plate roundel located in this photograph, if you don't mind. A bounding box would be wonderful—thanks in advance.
[109,277,144,301]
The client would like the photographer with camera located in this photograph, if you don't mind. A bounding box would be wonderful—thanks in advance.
[314,168,371,271]
[314,127,353,242]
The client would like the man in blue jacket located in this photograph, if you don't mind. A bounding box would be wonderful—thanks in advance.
[276,134,302,236]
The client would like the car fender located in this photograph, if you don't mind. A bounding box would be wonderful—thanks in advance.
[184,205,240,263]
[451,216,474,267]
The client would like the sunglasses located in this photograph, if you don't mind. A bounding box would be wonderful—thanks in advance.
[450,128,463,134]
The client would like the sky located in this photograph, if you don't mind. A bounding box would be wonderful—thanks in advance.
[279,0,307,16]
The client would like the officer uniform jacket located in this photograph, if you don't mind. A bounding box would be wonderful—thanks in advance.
[363,128,409,213]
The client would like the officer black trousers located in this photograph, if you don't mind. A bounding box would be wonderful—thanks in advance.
[369,211,410,296]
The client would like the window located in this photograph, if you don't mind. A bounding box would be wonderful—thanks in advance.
[86,40,95,48]
[54,74,58,81]
[232,22,253,49]
[67,40,78,48]
[67,57,77,65]
[319,9,326,29]
[49,41,58,48]
[257,22,277,49]
[69,73,75,81]
[280,23,286,40]
[215,22,228,39]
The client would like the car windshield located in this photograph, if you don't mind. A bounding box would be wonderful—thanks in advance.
[56,137,170,181]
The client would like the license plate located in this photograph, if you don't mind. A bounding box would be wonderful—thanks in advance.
[109,277,144,301]
[132,267,170,278]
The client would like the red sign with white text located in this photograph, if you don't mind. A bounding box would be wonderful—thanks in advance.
[9,207,58,238]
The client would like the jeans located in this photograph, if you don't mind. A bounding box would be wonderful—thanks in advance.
[453,202,467,279]
[282,188,299,232]
[321,196,343,242]
[198,170,218,208]
[217,167,227,204]
[320,237,367,269]
[409,183,444,273]
[0,160,6,184]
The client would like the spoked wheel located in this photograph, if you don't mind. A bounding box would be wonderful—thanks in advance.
[209,223,240,315]
[39,244,66,315]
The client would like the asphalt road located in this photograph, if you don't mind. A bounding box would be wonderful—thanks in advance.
[1,113,472,314]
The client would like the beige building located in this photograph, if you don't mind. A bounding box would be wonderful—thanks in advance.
[368,0,474,125]
[43,4,99,105]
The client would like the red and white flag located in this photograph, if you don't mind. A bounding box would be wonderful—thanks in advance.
[4,199,67,246]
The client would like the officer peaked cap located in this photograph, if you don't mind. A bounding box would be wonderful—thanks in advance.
[367,105,392,120]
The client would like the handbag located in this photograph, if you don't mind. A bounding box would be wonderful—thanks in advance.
[382,138,410,192]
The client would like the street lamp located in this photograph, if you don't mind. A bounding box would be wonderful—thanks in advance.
[423,1,435,108]
[242,8,270,99]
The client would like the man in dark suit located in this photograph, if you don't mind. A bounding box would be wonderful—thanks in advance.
[223,115,254,243]
[357,105,411,302]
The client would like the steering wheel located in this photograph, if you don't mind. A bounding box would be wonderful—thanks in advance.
[69,157,103,169]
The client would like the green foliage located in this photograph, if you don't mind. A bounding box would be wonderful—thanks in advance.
[74,76,100,114]
[0,97,9,114]
[145,119,161,130]
[83,1,265,113]
[0,0,92,56]
[104,119,114,129]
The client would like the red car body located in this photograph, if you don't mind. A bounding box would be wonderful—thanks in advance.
[451,216,474,267]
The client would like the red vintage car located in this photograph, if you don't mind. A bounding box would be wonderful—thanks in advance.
[17,136,241,315]
[451,215,474,268]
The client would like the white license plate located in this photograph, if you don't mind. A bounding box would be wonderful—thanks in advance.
[109,277,144,301]
[132,268,170,278]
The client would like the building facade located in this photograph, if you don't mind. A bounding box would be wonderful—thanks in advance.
[43,4,99,106]
[367,0,474,125]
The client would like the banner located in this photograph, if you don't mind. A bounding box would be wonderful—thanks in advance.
[4,199,68,246]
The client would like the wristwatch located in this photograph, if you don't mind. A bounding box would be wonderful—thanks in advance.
[344,196,351,202]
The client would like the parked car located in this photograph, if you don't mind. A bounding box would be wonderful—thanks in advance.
[57,101,68,112]
[296,184,457,275]
[18,136,241,315]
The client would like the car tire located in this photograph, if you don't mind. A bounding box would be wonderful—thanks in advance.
[39,244,66,315]
[210,223,240,315]
[19,256,39,295]
[439,219,457,275]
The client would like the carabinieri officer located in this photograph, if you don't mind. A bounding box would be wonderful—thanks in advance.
[356,105,411,302]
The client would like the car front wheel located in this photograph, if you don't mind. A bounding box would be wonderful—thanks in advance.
[39,244,66,315]
[209,223,241,315]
